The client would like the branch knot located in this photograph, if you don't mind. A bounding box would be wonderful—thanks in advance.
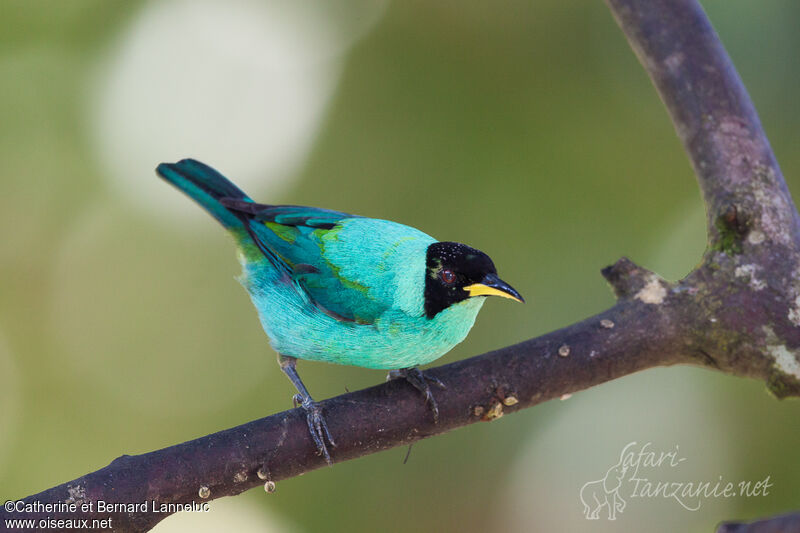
[601,257,666,302]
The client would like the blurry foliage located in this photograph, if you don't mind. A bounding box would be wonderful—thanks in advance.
[1,1,798,532]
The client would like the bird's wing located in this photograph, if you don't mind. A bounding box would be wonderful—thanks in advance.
[221,199,354,230]
[222,200,393,324]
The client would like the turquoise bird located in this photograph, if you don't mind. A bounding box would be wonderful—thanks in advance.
[157,159,523,463]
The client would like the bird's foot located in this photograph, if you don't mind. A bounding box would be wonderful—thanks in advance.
[292,393,336,465]
[387,367,446,423]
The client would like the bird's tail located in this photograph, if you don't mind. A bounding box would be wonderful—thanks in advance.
[156,158,252,230]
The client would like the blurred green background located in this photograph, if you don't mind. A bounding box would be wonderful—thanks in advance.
[1,1,799,532]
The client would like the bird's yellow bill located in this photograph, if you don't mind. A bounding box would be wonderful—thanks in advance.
[464,283,524,303]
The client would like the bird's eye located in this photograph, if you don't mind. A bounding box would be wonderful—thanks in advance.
[439,269,456,284]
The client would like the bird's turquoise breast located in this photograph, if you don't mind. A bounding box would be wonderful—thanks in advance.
[237,218,486,369]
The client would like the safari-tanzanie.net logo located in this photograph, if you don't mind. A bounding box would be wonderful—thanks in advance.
[579,441,772,520]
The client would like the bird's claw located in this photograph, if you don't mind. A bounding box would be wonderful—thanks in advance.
[293,393,336,465]
[387,367,445,423]
[424,373,447,390]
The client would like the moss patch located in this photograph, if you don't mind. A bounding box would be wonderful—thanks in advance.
[712,212,746,255]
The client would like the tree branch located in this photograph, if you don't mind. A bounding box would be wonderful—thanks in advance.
[607,0,800,394]
[5,0,799,531]
[718,512,800,533]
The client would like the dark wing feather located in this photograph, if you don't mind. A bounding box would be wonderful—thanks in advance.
[220,199,357,230]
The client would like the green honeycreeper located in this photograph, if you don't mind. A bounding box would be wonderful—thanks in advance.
[156,159,523,463]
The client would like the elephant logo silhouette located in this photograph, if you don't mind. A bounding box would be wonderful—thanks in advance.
[580,455,629,520]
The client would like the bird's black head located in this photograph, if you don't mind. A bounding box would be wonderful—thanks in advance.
[423,241,523,319]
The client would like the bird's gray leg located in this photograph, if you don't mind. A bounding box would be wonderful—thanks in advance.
[386,367,446,423]
[278,354,335,464]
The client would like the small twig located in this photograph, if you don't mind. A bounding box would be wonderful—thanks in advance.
[717,512,800,533]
